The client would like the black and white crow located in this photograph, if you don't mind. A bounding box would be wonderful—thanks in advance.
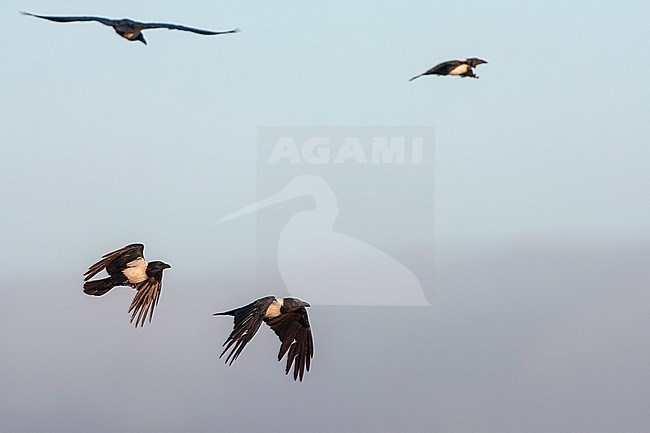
[83,243,170,327]
[21,11,239,45]
[214,296,314,381]
[410,57,488,81]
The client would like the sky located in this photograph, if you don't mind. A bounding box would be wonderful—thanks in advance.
[1,1,649,432]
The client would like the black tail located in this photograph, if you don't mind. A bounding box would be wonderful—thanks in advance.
[83,278,115,296]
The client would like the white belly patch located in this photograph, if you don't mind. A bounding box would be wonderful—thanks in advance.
[122,258,148,284]
[264,298,283,318]
[449,64,470,75]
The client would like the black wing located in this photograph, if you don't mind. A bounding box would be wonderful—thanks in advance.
[128,276,162,327]
[265,308,314,381]
[214,296,275,365]
[410,60,464,81]
[21,12,116,27]
[424,60,464,75]
[137,21,239,35]
[84,243,144,281]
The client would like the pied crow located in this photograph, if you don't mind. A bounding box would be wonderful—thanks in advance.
[83,243,170,327]
[215,296,314,381]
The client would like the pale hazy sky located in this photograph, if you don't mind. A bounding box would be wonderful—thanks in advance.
[1,1,649,432]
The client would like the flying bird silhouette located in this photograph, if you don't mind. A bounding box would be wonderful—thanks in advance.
[83,243,170,327]
[21,11,239,44]
[410,58,488,81]
[215,296,314,381]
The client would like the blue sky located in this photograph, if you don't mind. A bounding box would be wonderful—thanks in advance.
[1,1,649,432]
[2,0,649,263]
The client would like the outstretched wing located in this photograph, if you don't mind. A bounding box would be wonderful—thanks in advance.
[265,308,314,381]
[128,276,162,327]
[21,12,116,27]
[137,21,239,35]
[410,60,465,81]
[214,296,275,365]
[424,60,463,75]
[84,243,144,281]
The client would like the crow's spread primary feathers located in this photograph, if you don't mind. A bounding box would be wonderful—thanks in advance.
[215,296,314,381]
[83,243,170,327]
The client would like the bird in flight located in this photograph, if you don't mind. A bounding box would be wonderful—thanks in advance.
[83,243,171,327]
[215,296,314,381]
[21,11,239,45]
[410,57,488,81]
